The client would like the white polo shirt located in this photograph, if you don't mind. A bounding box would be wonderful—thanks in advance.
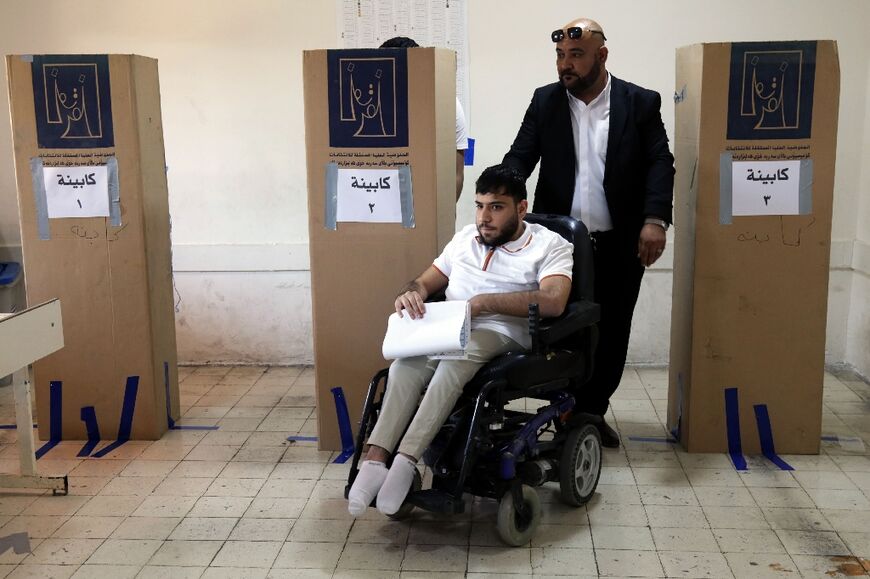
[432,222,574,349]
[456,98,469,150]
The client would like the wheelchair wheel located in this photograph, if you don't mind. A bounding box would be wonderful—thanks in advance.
[559,424,602,506]
[496,484,542,547]
[386,467,422,521]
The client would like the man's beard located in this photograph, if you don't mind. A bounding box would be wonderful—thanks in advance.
[561,56,602,95]
[477,212,520,247]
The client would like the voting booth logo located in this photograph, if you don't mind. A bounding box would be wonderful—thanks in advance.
[327,49,409,148]
[727,42,816,140]
[31,54,114,149]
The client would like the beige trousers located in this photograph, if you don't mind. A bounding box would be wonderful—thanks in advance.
[368,329,521,460]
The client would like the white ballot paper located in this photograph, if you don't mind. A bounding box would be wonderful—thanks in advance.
[382,300,470,360]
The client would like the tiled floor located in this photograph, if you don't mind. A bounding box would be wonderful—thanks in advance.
[0,365,867,578]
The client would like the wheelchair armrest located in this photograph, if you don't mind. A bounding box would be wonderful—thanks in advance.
[536,300,600,347]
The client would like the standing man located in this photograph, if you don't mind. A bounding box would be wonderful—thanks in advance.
[503,18,674,447]
[379,36,469,199]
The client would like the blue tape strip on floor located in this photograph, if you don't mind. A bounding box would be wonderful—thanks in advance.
[724,387,747,471]
[164,361,175,428]
[821,435,863,443]
[671,372,684,442]
[627,436,678,444]
[35,381,62,460]
[753,404,793,471]
[0,424,36,430]
[91,376,138,458]
[287,435,318,442]
[77,406,101,457]
[331,387,355,464]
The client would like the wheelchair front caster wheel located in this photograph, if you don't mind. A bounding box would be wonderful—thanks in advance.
[496,483,541,546]
[559,423,602,506]
[386,468,422,521]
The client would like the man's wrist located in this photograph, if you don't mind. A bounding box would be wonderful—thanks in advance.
[397,281,422,298]
[644,217,669,231]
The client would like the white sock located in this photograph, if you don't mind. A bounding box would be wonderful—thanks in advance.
[377,454,417,515]
[347,460,388,517]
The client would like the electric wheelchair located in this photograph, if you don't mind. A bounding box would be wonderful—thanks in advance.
[345,213,603,546]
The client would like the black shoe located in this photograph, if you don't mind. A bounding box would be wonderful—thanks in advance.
[598,420,620,448]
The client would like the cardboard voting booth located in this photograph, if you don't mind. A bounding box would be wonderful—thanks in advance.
[6,54,179,441]
[304,47,457,450]
[668,41,840,454]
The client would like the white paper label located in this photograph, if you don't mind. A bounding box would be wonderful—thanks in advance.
[732,160,801,216]
[336,168,402,223]
[43,165,109,218]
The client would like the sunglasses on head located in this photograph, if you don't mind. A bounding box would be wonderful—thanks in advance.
[551,26,607,43]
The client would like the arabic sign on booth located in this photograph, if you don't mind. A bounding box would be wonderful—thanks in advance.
[336,168,402,223]
[731,160,801,216]
[43,165,110,218]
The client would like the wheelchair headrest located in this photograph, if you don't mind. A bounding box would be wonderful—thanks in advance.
[523,213,594,303]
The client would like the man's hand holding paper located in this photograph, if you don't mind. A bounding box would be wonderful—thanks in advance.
[382,300,470,360]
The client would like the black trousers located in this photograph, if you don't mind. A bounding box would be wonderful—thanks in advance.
[580,230,645,416]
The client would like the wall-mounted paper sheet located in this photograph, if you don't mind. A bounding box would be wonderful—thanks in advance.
[337,168,402,223]
[382,301,470,360]
[338,0,471,130]
[732,160,801,216]
[43,165,109,218]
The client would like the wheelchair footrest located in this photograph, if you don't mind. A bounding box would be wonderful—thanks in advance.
[407,489,466,515]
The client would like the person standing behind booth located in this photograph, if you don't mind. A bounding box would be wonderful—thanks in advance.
[379,36,469,199]
[503,17,675,448]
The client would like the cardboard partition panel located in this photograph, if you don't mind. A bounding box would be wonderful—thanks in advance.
[668,41,839,454]
[6,54,179,441]
[304,48,456,450]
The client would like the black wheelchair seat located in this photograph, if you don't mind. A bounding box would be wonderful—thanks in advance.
[464,349,583,395]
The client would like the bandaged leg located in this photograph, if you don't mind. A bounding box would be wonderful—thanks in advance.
[376,453,418,516]
[347,460,388,516]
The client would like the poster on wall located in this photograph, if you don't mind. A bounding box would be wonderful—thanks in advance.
[31,54,114,149]
[336,0,470,127]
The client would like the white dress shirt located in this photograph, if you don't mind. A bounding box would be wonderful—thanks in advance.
[568,73,612,233]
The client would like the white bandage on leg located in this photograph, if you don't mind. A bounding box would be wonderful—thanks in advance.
[347,460,388,517]
[377,454,418,516]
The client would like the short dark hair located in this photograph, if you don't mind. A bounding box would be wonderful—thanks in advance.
[475,164,527,203]
[379,37,420,49]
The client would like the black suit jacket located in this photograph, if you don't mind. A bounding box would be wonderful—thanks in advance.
[503,76,675,248]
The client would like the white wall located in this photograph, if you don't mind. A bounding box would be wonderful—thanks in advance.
[1,0,868,372]
[844,57,870,378]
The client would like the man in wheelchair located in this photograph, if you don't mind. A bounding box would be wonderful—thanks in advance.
[347,164,603,545]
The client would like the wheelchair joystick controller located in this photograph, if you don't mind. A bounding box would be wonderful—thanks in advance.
[528,303,540,354]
